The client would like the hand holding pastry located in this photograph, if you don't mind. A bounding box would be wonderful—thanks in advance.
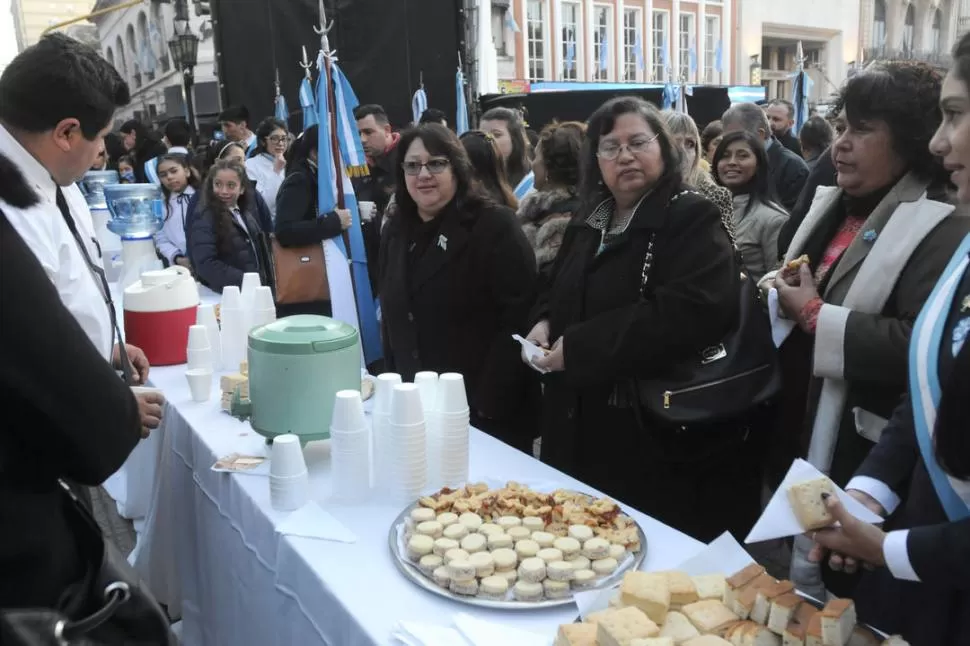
[808,492,887,573]
[775,263,821,326]
[533,337,564,372]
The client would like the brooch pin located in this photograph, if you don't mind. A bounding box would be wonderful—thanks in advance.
[862,229,878,243]
[437,234,448,251]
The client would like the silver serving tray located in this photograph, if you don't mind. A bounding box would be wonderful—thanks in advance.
[387,494,648,610]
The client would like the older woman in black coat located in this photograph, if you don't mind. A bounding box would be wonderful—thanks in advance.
[379,124,539,453]
[528,97,751,542]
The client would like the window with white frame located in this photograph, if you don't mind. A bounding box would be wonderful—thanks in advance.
[593,4,614,81]
[623,8,642,82]
[651,10,669,82]
[704,15,720,83]
[561,1,581,80]
[678,12,696,83]
[526,0,546,81]
[491,5,509,56]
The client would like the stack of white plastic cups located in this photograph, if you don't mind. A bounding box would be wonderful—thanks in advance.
[372,373,402,494]
[388,383,428,503]
[240,272,261,329]
[329,390,371,503]
[220,285,247,371]
[436,373,470,488]
[185,325,214,402]
[196,303,222,369]
[414,372,440,487]
[251,285,277,329]
[269,434,309,511]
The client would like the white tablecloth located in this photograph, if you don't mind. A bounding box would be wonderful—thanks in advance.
[131,361,704,646]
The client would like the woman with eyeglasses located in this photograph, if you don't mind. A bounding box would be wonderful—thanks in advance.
[527,97,755,542]
[245,118,289,221]
[379,124,540,453]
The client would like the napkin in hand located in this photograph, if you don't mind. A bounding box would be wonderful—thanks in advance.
[768,288,796,347]
[512,334,550,374]
[276,500,358,543]
[453,613,549,646]
[745,458,883,543]
[392,621,469,646]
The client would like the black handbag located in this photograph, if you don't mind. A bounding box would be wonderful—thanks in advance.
[633,220,781,427]
[0,481,174,646]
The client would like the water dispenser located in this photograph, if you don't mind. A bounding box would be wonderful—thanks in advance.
[102,183,165,291]
[80,170,123,281]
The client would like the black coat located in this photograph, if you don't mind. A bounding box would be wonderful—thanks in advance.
[354,143,398,294]
[188,198,274,292]
[767,137,809,212]
[777,146,837,259]
[0,208,141,608]
[379,197,539,441]
[533,184,759,541]
[777,129,803,157]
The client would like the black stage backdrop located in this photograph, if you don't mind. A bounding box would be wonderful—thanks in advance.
[211,0,463,133]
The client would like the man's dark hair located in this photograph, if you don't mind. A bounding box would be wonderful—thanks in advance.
[767,99,795,119]
[354,104,389,125]
[164,119,192,147]
[798,115,833,155]
[419,108,447,125]
[0,33,129,139]
[217,105,250,124]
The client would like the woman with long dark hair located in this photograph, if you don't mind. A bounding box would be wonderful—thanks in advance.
[245,117,289,220]
[187,159,274,291]
[155,153,200,268]
[805,34,970,644]
[479,107,534,199]
[119,119,166,183]
[459,130,517,209]
[713,130,788,281]
[380,123,539,453]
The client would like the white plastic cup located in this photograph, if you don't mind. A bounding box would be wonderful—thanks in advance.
[221,285,241,310]
[358,201,376,222]
[414,371,438,412]
[240,272,261,309]
[186,347,213,371]
[186,324,210,351]
[332,390,367,431]
[435,373,469,414]
[185,368,213,402]
[196,304,222,368]
[390,384,424,426]
[270,433,307,478]
[254,285,275,310]
[251,307,277,329]
[374,373,402,415]
[269,472,309,511]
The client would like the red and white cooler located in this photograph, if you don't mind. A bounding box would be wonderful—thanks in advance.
[123,266,200,366]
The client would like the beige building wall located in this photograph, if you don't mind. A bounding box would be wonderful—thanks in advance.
[11,0,97,50]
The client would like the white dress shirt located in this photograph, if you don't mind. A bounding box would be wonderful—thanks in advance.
[0,124,114,359]
[245,153,284,219]
[846,475,921,582]
[156,185,196,264]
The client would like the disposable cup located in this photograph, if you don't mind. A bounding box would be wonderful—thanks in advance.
[332,390,367,431]
[251,307,277,329]
[196,303,218,328]
[331,434,369,448]
[185,368,213,402]
[240,272,261,307]
[196,304,222,368]
[186,347,213,371]
[435,373,469,414]
[187,324,210,351]
[270,434,307,478]
[254,285,275,311]
[221,285,241,310]
[390,384,424,426]
[270,476,309,511]
[374,373,402,415]
[358,201,376,222]
[414,371,438,412]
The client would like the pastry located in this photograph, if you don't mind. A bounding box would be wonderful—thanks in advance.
[513,580,543,602]
[497,515,523,529]
[658,610,700,644]
[592,557,619,576]
[547,561,575,582]
[479,575,510,600]
[495,568,518,585]
[538,547,564,564]
[487,533,514,551]
[609,543,628,560]
[555,623,598,646]
[507,526,532,542]
[491,548,518,571]
[518,557,547,583]
[724,564,766,609]
[443,523,469,541]
[436,512,459,527]
[767,593,803,635]
[478,522,504,536]
[569,524,595,542]
[469,551,496,577]
[787,477,837,531]
[554,537,582,560]
[820,599,856,646]
[443,548,469,564]
[582,537,611,560]
[460,532,487,553]
[450,577,479,596]
[432,537,459,557]
[568,555,591,571]
[682,638,731,646]
[596,606,661,646]
[752,579,794,625]
[620,572,671,624]
[659,571,699,608]
[406,534,434,561]
[418,554,443,576]
[630,640,675,646]
[516,539,541,558]
[431,565,451,588]
[532,531,556,548]
[447,559,477,580]
[690,574,725,602]
[544,578,572,599]
[786,254,811,271]
[415,520,444,539]
[458,512,483,530]
[681,600,739,635]
[522,516,545,532]
[410,507,436,525]
[572,568,598,589]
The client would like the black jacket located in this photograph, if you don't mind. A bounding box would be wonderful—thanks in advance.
[777,146,837,259]
[767,137,809,212]
[354,144,398,294]
[777,129,803,157]
[379,197,538,424]
[188,198,274,292]
[0,205,141,608]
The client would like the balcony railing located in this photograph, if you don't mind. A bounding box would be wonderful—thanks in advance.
[863,46,951,68]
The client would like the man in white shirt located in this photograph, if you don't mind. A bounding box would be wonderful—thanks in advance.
[0,33,164,434]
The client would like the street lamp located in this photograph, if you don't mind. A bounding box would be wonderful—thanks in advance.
[168,0,200,140]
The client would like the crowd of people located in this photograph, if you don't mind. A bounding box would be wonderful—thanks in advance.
[2,29,970,644]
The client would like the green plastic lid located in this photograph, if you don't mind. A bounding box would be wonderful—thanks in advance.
[248,315,359,355]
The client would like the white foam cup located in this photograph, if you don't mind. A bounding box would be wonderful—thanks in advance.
[332,390,367,431]
[436,373,469,414]
[390,384,424,426]
[270,433,307,478]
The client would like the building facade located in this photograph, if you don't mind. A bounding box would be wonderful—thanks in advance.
[860,0,959,67]
[10,0,97,50]
[490,0,739,86]
[91,0,219,127]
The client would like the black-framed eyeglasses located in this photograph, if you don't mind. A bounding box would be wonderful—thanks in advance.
[402,159,450,176]
[267,135,288,144]
[596,133,660,161]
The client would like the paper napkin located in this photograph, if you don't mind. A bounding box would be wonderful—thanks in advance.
[392,621,470,646]
[768,288,796,347]
[745,458,884,543]
[276,500,358,543]
[512,334,550,374]
[453,613,550,646]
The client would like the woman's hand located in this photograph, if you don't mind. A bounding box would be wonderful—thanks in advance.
[113,343,150,384]
[337,209,352,230]
[533,337,565,372]
[808,492,887,574]
[775,264,821,323]
[174,255,192,270]
[525,320,551,349]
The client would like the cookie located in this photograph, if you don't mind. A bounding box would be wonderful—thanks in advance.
[554,537,581,560]
[478,522,504,536]
[460,533,487,554]
[547,561,575,582]
[447,559,477,580]
[591,557,619,575]
[497,515,523,529]
[513,580,543,602]
[415,521,443,539]
[495,567,518,585]
[444,548,470,565]
[479,575,510,600]
[443,523,469,541]
[568,556,591,571]
[469,551,495,578]
[432,538,459,557]
[491,548,518,572]
[572,568,598,589]
[410,507,436,526]
[582,537,611,560]
[518,557,547,583]
[543,578,571,599]
[436,512,459,527]
[487,533,514,551]
[569,524,595,542]
[532,531,556,549]
[522,516,545,532]
[449,577,479,596]
[538,547,564,564]
[432,565,451,588]
[406,534,434,561]
[458,512,483,530]
[608,543,628,560]
[418,554,443,576]
[515,539,541,559]
[507,526,532,542]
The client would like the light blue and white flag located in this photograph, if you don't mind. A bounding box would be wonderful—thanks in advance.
[599,30,609,72]
[275,93,289,122]
[505,12,520,33]
[299,77,318,131]
[412,86,428,125]
[456,68,469,135]
[714,40,723,75]
[514,170,535,200]
[565,40,576,72]
[634,32,645,71]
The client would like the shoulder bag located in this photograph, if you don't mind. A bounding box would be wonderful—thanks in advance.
[271,176,330,305]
